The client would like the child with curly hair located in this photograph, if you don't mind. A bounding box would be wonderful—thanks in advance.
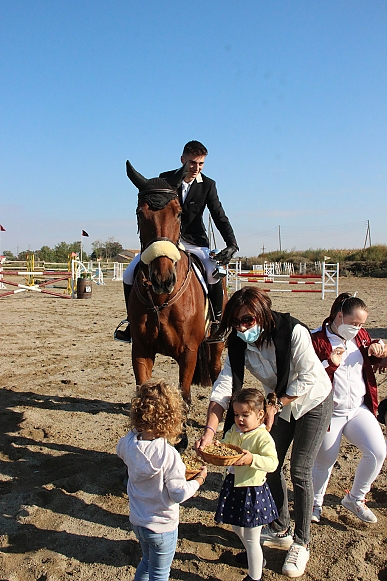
[117,379,207,581]
[214,388,279,581]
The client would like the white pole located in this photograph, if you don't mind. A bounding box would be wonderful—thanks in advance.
[322,261,326,300]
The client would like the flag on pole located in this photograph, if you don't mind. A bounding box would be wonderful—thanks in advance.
[82,230,89,237]
[0,225,5,231]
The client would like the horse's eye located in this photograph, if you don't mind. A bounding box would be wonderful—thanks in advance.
[177,212,182,219]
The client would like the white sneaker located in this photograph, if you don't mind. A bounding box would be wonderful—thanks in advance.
[341,493,377,523]
[282,543,310,578]
[311,505,322,523]
[260,525,293,549]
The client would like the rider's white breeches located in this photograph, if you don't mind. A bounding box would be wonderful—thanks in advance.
[123,241,219,285]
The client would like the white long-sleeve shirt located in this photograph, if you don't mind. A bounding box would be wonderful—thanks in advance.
[211,324,332,421]
[323,326,366,414]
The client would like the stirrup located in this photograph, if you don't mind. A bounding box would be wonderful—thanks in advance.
[114,319,132,343]
[206,321,225,344]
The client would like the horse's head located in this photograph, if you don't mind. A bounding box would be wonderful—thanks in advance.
[126,160,188,295]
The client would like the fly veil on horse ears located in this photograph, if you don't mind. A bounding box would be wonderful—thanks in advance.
[126,160,189,265]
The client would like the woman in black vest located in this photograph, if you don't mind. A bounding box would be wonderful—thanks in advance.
[196,287,333,579]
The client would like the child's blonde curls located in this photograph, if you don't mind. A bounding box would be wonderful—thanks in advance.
[131,379,186,443]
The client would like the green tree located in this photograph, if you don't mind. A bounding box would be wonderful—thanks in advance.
[37,245,56,262]
[2,250,17,260]
[17,250,29,260]
[91,238,123,260]
[105,237,123,261]
[53,241,85,263]
[91,239,104,260]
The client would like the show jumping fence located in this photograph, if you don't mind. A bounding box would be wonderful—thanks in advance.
[0,254,101,299]
[112,262,124,281]
[226,260,339,299]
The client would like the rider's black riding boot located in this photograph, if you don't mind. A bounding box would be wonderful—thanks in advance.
[207,280,225,343]
[114,283,133,343]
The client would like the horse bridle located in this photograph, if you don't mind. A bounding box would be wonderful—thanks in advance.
[134,252,193,316]
[140,236,181,254]
[134,190,192,327]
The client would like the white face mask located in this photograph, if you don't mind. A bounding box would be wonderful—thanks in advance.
[336,322,361,341]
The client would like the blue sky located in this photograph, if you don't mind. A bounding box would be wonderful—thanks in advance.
[1,0,386,257]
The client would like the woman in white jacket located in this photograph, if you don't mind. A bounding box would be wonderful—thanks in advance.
[196,287,333,579]
[117,379,206,581]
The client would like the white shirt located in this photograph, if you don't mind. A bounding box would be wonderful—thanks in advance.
[324,326,366,415]
[211,324,332,421]
[181,173,203,203]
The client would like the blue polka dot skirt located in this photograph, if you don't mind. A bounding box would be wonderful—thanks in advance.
[215,473,278,527]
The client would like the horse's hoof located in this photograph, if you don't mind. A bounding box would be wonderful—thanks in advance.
[174,433,188,453]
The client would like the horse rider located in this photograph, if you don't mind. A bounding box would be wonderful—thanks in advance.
[115,140,239,344]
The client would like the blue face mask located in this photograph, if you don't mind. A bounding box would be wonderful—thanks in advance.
[237,323,262,344]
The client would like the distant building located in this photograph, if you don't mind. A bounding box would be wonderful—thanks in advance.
[112,249,140,263]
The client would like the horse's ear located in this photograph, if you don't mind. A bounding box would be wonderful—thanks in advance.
[126,160,148,191]
[164,162,189,188]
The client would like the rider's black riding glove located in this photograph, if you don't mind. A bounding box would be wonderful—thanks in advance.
[216,244,239,265]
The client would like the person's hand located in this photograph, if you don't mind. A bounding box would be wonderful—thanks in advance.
[368,342,385,358]
[265,404,277,432]
[194,431,215,457]
[215,244,239,265]
[196,466,207,481]
[330,347,345,366]
[372,356,387,374]
[234,449,253,466]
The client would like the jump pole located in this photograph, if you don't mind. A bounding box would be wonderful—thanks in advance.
[112,262,124,281]
[228,261,339,299]
[0,255,82,299]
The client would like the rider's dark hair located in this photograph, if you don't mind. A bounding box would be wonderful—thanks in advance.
[182,141,208,157]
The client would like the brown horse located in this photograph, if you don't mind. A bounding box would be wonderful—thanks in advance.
[126,160,224,407]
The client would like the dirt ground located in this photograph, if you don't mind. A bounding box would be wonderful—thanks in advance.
[1,277,387,581]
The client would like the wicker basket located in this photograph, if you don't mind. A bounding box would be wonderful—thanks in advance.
[185,467,201,481]
[181,455,203,480]
[200,443,244,466]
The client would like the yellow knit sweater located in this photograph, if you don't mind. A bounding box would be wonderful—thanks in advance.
[223,424,279,487]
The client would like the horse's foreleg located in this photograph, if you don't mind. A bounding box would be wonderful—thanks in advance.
[177,348,198,405]
[132,346,155,386]
[209,342,224,383]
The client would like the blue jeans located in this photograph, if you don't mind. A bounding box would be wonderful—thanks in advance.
[266,391,333,545]
[132,524,178,581]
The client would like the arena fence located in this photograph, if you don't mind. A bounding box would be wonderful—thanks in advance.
[226,260,339,299]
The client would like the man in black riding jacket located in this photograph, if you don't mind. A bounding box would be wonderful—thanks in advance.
[115,140,239,343]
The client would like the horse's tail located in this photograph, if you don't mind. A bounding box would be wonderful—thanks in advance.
[192,340,212,387]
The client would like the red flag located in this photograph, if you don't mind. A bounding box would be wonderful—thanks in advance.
[0,225,5,232]
[81,230,89,237]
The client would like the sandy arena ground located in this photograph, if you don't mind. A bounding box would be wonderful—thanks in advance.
[1,276,387,581]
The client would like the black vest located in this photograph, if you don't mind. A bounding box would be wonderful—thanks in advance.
[224,311,306,433]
